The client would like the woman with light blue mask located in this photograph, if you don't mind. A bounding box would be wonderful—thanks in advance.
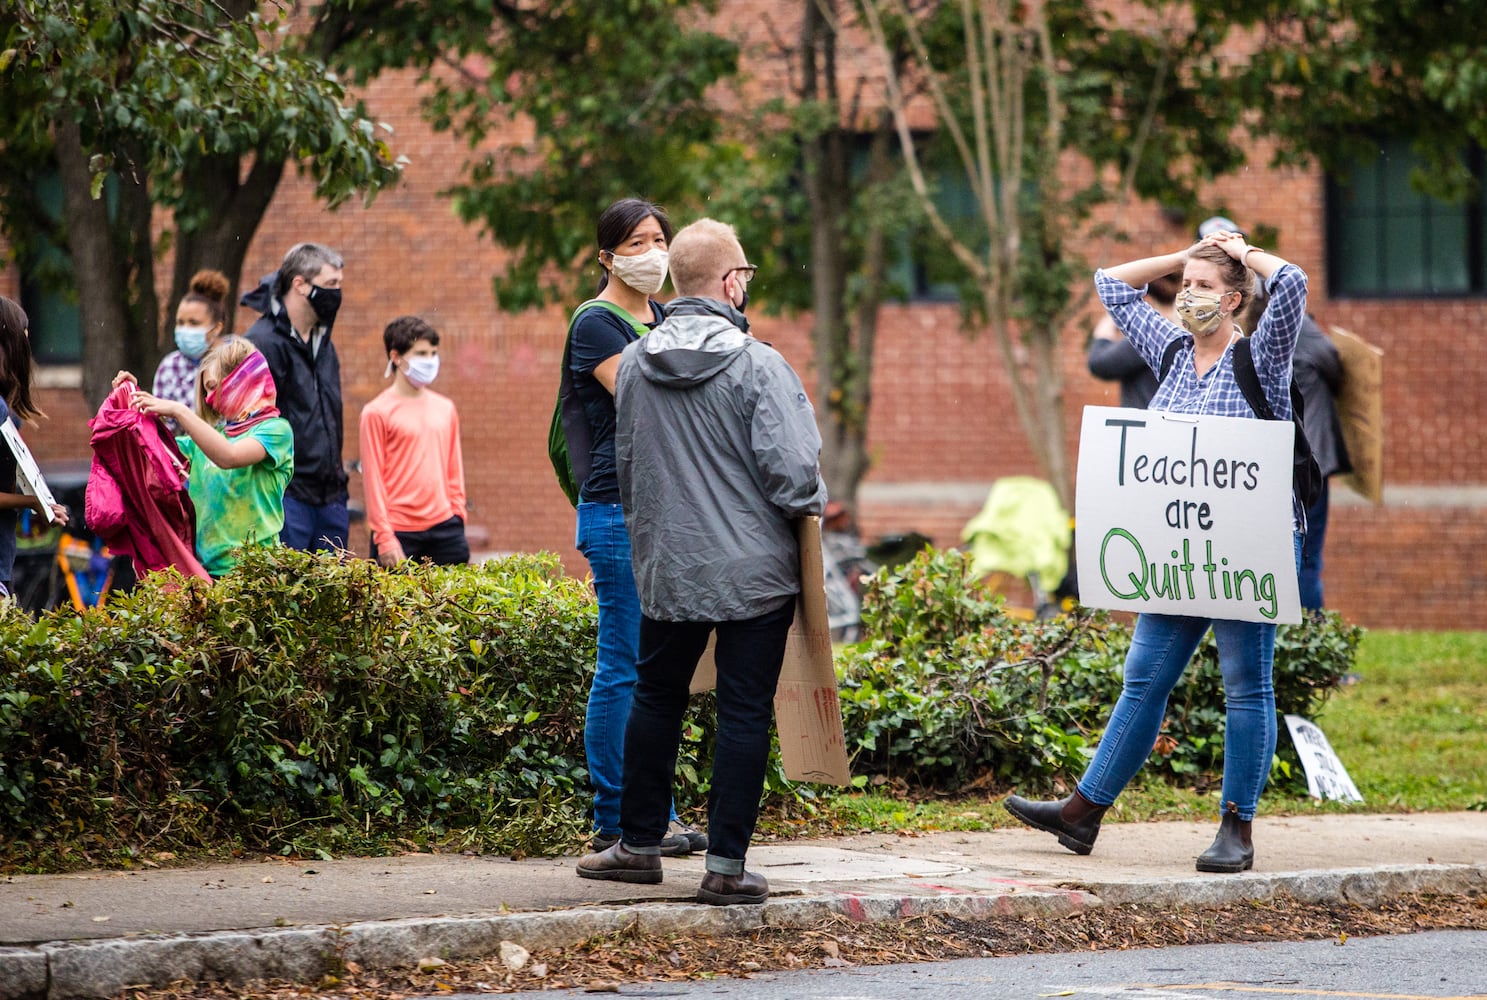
[153,270,231,419]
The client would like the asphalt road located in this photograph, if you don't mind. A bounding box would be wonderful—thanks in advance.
[447,929,1487,999]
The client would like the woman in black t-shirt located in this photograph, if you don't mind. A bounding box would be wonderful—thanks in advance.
[567,199,705,858]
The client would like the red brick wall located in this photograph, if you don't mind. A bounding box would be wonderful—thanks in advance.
[7,14,1485,630]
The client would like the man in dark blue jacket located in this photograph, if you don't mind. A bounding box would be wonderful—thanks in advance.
[241,243,349,552]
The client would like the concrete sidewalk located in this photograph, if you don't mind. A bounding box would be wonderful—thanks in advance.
[2,812,1483,999]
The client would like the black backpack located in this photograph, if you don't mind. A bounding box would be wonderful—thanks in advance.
[1159,337,1324,509]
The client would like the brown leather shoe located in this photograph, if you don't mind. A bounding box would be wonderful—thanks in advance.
[697,869,768,905]
[576,843,662,884]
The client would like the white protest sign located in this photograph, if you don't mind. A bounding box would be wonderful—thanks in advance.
[1284,714,1363,802]
[1,419,58,523]
[1075,405,1301,625]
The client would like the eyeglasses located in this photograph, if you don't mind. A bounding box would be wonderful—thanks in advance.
[723,264,758,285]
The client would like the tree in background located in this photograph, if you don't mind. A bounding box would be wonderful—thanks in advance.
[716,2,923,515]
[1212,0,1487,200]
[0,0,402,405]
[861,0,1247,510]
[325,0,738,312]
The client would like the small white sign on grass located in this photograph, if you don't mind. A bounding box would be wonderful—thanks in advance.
[1284,714,1364,803]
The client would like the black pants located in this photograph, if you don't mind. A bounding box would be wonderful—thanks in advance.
[620,595,795,874]
[368,515,470,566]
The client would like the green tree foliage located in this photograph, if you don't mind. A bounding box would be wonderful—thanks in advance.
[861,0,1250,508]
[330,0,920,513]
[326,0,738,311]
[0,0,402,403]
[1209,0,1487,201]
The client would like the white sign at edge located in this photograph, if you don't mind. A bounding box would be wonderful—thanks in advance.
[0,419,57,523]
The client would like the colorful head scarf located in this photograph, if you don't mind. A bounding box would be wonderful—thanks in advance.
[205,350,280,437]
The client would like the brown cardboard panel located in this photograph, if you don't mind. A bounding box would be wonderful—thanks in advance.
[1330,326,1385,505]
[687,517,851,785]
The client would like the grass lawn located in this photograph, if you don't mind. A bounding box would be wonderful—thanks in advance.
[763,629,1487,838]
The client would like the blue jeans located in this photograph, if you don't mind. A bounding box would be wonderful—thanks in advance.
[1078,533,1305,822]
[575,503,677,835]
[621,596,795,873]
[281,495,349,553]
[1299,479,1330,611]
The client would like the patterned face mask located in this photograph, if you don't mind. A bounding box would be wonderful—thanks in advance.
[1176,288,1227,336]
[205,350,280,436]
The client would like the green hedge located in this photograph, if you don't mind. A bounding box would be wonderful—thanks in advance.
[0,547,629,866]
[837,546,1363,793]
[1,543,1361,871]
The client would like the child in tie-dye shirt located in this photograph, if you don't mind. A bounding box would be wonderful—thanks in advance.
[112,339,293,577]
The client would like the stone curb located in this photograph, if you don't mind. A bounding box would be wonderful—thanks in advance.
[3,865,1482,1000]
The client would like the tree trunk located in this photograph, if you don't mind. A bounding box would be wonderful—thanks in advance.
[54,121,133,408]
[169,153,286,334]
[116,142,159,381]
[801,0,874,517]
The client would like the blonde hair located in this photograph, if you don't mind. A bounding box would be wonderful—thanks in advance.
[668,218,745,297]
[194,337,257,421]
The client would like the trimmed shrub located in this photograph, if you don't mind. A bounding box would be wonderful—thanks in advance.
[837,547,1126,789]
[0,547,637,865]
[836,546,1362,794]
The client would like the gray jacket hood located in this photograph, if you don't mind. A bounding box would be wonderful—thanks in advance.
[634,297,751,387]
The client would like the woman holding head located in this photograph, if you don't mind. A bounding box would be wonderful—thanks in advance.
[562,197,704,857]
[0,296,70,597]
[115,338,293,578]
[1005,229,1308,874]
[153,270,232,414]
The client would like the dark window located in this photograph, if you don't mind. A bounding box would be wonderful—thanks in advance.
[850,134,983,303]
[1327,139,1487,297]
[17,168,87,365]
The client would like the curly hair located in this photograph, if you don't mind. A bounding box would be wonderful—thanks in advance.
[180,269,231,326]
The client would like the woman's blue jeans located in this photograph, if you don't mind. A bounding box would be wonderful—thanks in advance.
[576,502,676,836]
[1077,533,1304,822]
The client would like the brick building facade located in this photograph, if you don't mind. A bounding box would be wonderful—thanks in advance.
[4,12,1484,630]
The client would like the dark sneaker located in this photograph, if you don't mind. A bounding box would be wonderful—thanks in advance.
[576,843,663,884]
[660,820,708,856]
[697,869,768,905]
[587,832,619,853]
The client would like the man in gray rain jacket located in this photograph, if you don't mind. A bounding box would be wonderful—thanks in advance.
[576,218,826,906]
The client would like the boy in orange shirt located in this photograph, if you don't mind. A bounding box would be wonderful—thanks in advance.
[359,316,469,566]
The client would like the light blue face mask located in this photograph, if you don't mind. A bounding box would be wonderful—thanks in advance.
[403,355,440,388]
[174,325,210,361]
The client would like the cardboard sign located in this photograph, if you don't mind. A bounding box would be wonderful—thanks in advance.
[1284,714,1364,802]
[1075,405,1302,625]
[1,420,58,523]
[1330,326,1385,505]
[689,516,851,785]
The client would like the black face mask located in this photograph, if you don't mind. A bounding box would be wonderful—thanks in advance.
[736,287,749,314]
[306,284,342,325]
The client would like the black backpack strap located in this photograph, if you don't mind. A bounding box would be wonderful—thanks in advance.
[1157,337,1184,384]
[1229,338,1275,420]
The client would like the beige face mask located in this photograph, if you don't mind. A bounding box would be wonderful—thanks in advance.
[607,247,669,296]
[1176,288,1227,336]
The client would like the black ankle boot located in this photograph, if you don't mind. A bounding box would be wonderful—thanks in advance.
[1003,790,1107,855]
[1196,803,1254,873]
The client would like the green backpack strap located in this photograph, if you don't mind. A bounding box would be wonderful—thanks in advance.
[548,299,653,506]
